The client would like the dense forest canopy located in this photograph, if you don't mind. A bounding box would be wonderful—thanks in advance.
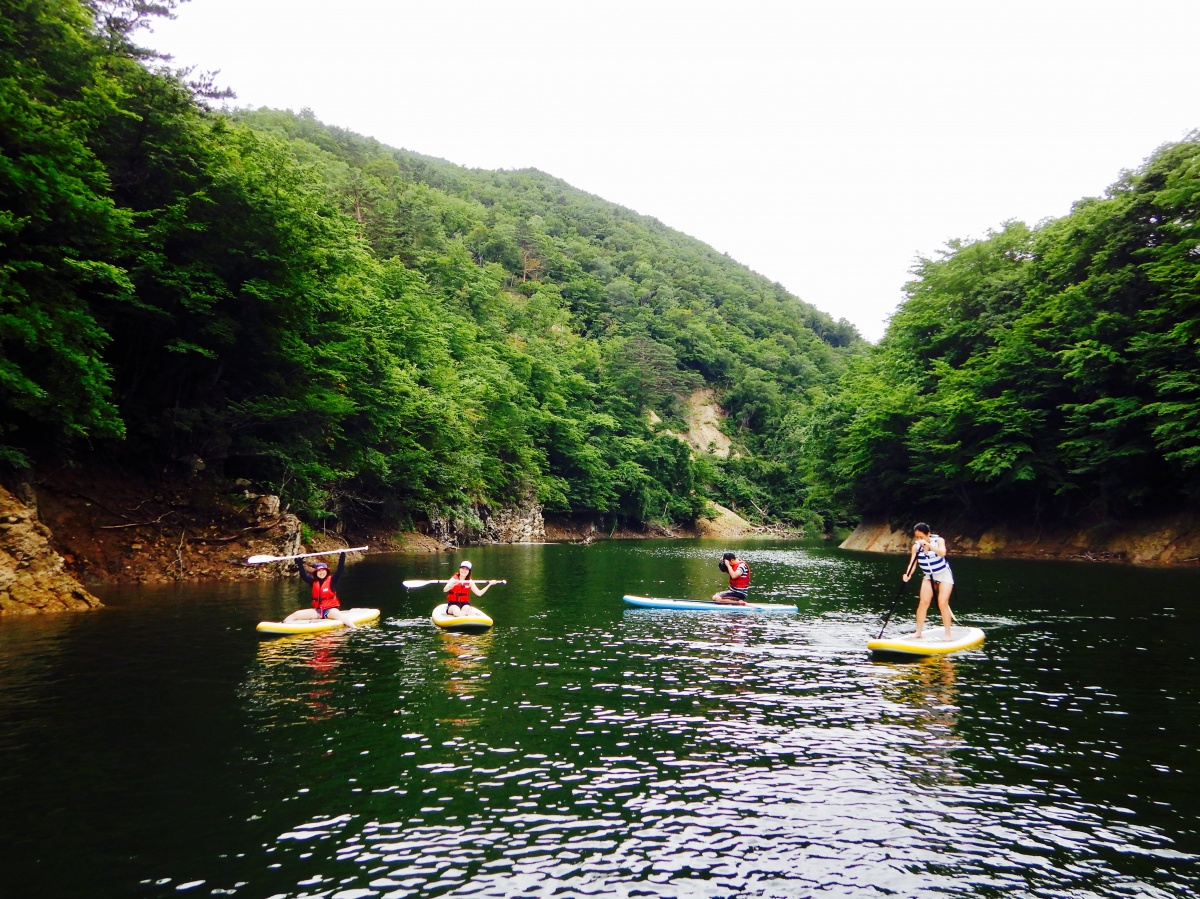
[5,0,1197,540]
[797,137,1200,527]
[0,0,861,534]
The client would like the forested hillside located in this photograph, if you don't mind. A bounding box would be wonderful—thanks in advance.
[0,0,860,537]
[798,136,1200,529]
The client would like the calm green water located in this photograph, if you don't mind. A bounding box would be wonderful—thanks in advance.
[2,539,1198,898]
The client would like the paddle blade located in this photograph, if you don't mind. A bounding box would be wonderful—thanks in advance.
[246,554,279,565]
[402,579,442,589]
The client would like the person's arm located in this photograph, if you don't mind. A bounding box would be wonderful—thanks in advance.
[472,580,493,597]
[903,544,919,580]
[444,575,458,594]
[295,559,314,584]
[931,535,947,558]
[331,552,346,586]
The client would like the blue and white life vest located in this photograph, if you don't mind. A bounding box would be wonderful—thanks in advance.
[915,537,950,576]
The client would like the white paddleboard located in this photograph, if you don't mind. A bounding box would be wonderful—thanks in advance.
[256,607,380,635]
[431,603,494,632]
[867,626,985,657]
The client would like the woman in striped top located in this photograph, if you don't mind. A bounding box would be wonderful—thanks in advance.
[902,522,954,640]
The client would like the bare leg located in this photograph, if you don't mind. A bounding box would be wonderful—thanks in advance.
[936,582,954,638]
[284,609,320,622]
[914,579,933,638]
[325,608,357,629]
[711,593,746,605]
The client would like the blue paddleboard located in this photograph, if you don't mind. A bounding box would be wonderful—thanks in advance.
[623,594,797,612]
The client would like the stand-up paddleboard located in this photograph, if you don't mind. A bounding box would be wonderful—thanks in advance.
[623,595,798,613]
[431,603,494,632]
[867,626,985,658]
[256,608,380,635]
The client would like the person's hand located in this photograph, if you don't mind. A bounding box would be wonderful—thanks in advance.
[902,573,911,583]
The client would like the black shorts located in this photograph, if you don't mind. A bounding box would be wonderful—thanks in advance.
[717,589,748,601]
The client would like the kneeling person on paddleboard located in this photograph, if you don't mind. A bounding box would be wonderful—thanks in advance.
[713,552,750,605]
[443,561,497,616]
[902,522,954,640]
[285,552,357,629]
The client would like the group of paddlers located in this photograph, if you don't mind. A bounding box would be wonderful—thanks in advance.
[280,521,955,638]
[283,556,497,626]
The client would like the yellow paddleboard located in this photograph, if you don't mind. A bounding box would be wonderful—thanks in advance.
[867,626,985,658]
[256,607,380,635]
[431,603,494,632]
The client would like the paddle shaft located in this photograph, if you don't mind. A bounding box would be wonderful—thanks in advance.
[877,580,908,639]
[247,546,368,565]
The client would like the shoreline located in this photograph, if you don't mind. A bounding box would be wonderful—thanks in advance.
[8,468,1199,617]
[841,515,1200,568]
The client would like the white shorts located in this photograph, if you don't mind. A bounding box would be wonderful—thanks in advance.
[924,568,954,585]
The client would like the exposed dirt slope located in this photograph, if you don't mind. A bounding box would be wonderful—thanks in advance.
[842,515,1200,565]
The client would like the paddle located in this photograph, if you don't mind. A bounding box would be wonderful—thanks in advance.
[877,579,910,639]
[246,546,368,565]
[403,578,507,590]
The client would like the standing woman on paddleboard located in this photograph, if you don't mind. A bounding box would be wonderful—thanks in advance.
[285,552,357,628]
[712,552,750,605]
[902,523,954,640]
[443,561,497,617]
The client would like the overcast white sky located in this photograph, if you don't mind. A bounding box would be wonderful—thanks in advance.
[147,0,1198,341]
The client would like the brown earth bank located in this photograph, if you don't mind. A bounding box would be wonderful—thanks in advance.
[544,502,795,544]
[842,514,1200,566]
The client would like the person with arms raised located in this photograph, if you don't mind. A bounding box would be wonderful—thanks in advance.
[285,552,357,629]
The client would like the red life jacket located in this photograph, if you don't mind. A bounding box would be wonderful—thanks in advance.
[728,562,751,590]
[311,575,340,611]
[447,578,472,604]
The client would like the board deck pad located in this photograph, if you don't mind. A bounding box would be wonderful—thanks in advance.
[623,594,798,612]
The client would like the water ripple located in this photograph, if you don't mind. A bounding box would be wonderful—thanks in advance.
[8,543,1197,899]
[221,605,1200,899]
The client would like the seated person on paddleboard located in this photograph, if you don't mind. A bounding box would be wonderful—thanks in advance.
[902,522,954,640]
[443,560,497,616]
[284,553,357,628]
[713,551,750,605]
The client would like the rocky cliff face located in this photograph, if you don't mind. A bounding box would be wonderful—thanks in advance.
[0,484,102,614]
[426,500,547,546]
[841,515,1200,565]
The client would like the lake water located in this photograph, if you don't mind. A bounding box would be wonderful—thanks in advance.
[1,539,1198,898]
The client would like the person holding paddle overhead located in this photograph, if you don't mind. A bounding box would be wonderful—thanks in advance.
[443,560,497,617]
[285,552,358,629]
[902,523,954,640]
[713,551,750,605]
